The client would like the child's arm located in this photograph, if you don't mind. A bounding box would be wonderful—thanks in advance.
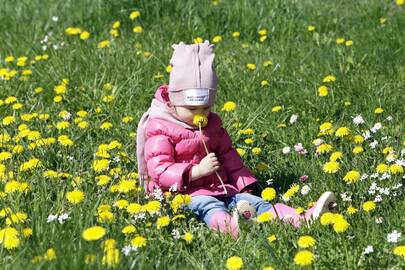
[216,127,258,192]
[144,134,193,192]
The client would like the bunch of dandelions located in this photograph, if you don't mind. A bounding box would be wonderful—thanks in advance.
[193,114,227,194]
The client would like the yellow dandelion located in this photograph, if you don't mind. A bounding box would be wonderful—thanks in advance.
[66,189,85,204]
[335,127,350,137]
[318,85,328,96]
[97,40,110,49]
[343,170,360,184]
[133,26,143,33]
[82,226,106,241]
[294,250,314,266]
[212,35,222,43]
[389,164,404,175]
[393,245,405,259]
[232,32,240,38]
[222,101,237,112]
[226,256,243,270]
[329,151,343,161]
[131,236,147,248]
[353,146,364,154]
[376,163,389,173]
[271,105,283,112]
[267,234,277,243]
[323,161,340,173]
[362,201,376,212]
[336,37,345,44]
[130,10,140,20]
[374,107,384,114]
[246,63,256,70]
[257,212,274,223]
[192,114,208,127]
[347,206,358,215]
[183,232,193,243]
[261,187,276,201]
[298,235,316,248]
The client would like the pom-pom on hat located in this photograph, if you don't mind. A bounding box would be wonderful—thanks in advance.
[168,40,217,106]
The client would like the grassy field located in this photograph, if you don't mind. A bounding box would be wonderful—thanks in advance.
[0,0,405,269]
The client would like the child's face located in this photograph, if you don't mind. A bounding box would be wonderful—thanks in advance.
[173,105,211,126]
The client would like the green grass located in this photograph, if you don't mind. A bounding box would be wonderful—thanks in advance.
[0,0,405,269]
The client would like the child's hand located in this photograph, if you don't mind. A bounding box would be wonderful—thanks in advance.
[192,153,220,180]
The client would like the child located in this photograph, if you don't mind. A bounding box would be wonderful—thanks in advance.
[136,41,337,239]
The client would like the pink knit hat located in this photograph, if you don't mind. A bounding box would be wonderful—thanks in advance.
[168,40,217,106]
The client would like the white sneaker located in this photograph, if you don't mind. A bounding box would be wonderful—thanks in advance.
[310,191,337,220]
[232,200,257,222]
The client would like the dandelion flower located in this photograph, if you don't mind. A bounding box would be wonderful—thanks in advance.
[193,37,203,44]
[192,114,208,127]
[122,225,136,234]
[257,212,273,223]
[232,32,240,38]
[353,135,364,144]
[317,143,333,154]
[183,232,193,243]
[323,161,340,173]
[267,234,277,243]
[133,26,143,33]
[345,40,353,46]
[212,35,222,43]
[389,164,403,175]
[376,163,389,173]
[294,250,314,266]
[329,151,343,161]
[102,248,120,267]
[66,189,85,204]
[236,148,246,156]
[343,170,360,184]
[271,105,283,112]
[97,40,110,49]
[393,245,405,259]
[319,122,333,133]
[347,206,358,215]
[246,63,256,70]
[222,101,236,112]
[333,218,350,233]
[318,85,328,96]
[320,212,335,225]
[252,147,261,155]
[82,226,106,241]
[374,107,384,114]
[261,187,276,201]
[156,216,170,229]
[226,256,243,270]
[323,75,336,82]
[335,127,350,137]
[362,201,376,212]
[353,146,364,154]
[131,236,147,248]
[298,235,316,248]
[129,10,140,20]
[307,25,315,32]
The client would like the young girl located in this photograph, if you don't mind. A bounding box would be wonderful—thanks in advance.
[136,41,337,239]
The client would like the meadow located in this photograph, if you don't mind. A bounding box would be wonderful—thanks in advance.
[0,0,405,269]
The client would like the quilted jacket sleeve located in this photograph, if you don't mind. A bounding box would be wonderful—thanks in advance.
[144,134,193,192]
[216,127,258,191]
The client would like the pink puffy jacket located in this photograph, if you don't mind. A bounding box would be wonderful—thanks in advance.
[144,89,258,197]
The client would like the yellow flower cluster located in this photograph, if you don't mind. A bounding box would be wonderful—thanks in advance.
[320,212,350,233]
[282,184,300,201]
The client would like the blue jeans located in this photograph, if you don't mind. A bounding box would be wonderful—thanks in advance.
[186,193,273,226]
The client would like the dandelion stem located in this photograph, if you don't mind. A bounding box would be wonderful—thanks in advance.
[199,123,227,194]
